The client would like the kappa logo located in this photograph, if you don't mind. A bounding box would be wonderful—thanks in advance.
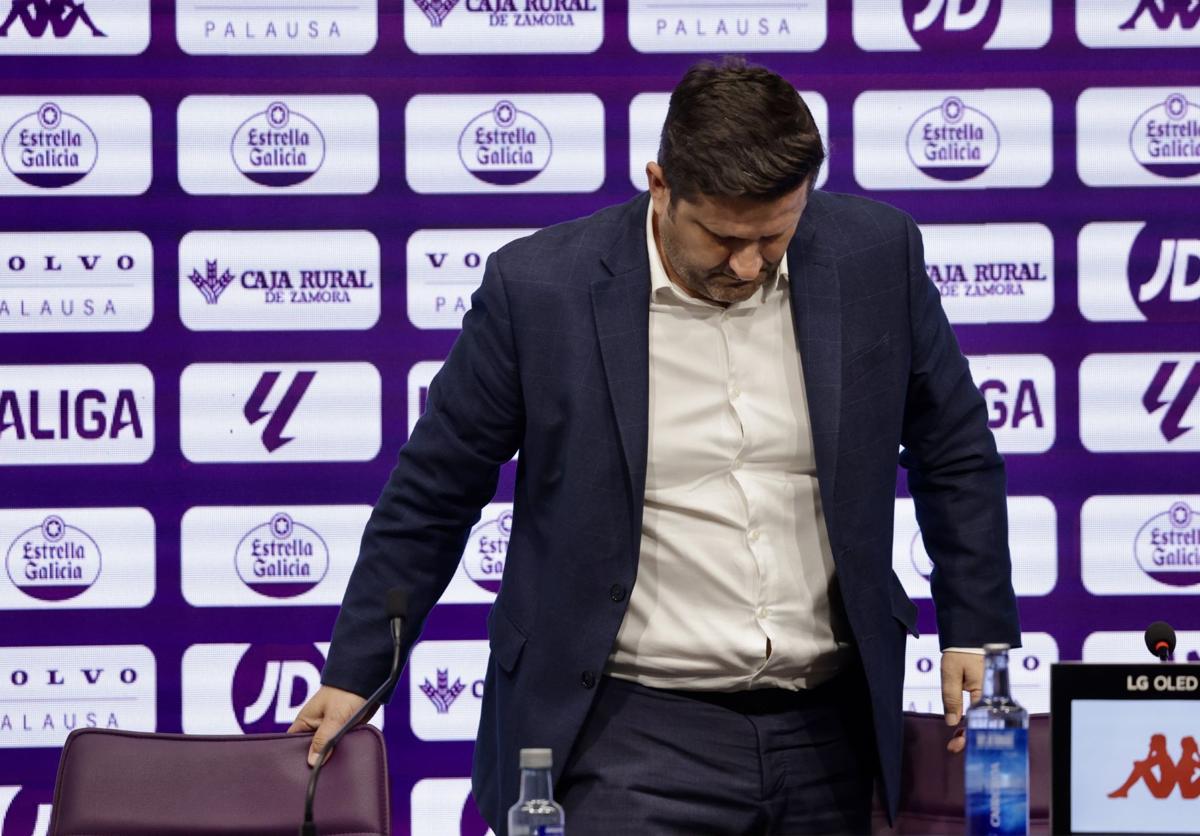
[0,0,106,38]
[1142,361,1200,440]
[244,370,315,452]
[1120,0,1200,30]
[1108,734,1200,799]
[904,0,1002,49]
[420,669,466,714]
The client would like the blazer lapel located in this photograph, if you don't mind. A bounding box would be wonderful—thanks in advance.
[592,197,651,509]
[788,209,842,524]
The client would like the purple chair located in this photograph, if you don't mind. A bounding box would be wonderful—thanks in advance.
[48,726,389,835]
[872,712,1051,835]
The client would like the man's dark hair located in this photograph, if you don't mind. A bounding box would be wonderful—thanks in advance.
[658,57,825,203]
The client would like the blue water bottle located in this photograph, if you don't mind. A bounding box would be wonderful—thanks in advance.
[965,643,1029,835]
[507,747,565,836]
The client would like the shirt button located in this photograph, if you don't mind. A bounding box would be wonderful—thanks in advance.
[731,459,742,471]
[581,670,596,689]
[609,583,626,602]
[729,385,741,400]
[748,528,761,543]
[756,607,771,619]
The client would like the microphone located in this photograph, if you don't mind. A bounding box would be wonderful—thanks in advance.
[1144,621,1176,662]
[301,588,408,836]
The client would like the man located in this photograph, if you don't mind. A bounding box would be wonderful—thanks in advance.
[291,58,1020,834]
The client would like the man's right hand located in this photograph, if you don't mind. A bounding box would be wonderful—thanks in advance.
[288,685,368,767]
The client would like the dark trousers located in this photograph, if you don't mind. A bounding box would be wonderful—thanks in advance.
[557,670,877,836]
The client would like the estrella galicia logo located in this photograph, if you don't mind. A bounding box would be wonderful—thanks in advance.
[1,102,97,187]
[1130,93,1200,178]
[231,101,325,187]
[188,260,234,305]
[1120,0,1200,31]
[903,0,1002,50]
[419,669,465,713]
[4,515,101,601]
[414,0,457,26]
[234,512,329,598]
[231,643,324,734]
[244,370,315,451]
[906,96,1000,181]
[1127,223,1200,321]
[458,100,551,185]
[1133,501,1200,587]
[463,510,509,593]
[0,0,106,38]
[1143,361,1200,440]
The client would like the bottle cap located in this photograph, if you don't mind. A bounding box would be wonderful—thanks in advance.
[519,748,553,769]
[982,643,1011,653]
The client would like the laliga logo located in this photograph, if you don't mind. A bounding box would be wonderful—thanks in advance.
[1133,501,1200,587]
[231,643,324,734]
[458,100,551,186]
[1127,223,1200,322]
[906,96,999,181]
[230,101,326,187]
[1,102,97,187]
[234,512,329,599]
[463,510,510,593]
[903,0,1002,50]
[1130,93,1200,178]
[4,514,101,602]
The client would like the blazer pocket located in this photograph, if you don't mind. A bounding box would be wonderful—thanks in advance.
[487,601,528,674]
[889,572,920,638]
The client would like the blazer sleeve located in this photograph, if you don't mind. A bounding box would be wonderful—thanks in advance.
[896,215,1022,651]
[321,252,526,698]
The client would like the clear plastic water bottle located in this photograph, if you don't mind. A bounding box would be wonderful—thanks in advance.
[965,643,1029,836]
[507,748,565,836]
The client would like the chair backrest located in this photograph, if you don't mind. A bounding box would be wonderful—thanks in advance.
[872,711,1051,835]
[48,726,389,836]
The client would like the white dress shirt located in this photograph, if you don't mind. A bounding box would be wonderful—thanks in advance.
[606,204,852,692]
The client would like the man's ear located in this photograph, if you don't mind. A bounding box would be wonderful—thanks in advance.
[646,162,670,217]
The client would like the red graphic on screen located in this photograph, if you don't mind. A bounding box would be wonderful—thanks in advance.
[1109,734,1200,799]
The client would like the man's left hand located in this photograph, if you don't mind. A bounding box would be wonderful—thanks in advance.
[941,650,985,754]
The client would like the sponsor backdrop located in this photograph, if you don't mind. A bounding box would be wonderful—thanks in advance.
[1,0,1198,832]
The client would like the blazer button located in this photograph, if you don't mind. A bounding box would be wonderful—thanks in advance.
[581,670,596,689]
[609,583,626,602]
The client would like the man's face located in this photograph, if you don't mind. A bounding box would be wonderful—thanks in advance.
[647,162,809,306]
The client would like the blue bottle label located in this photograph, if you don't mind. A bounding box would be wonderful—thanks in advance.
[965,728,1028,836]
[533,827,564,836]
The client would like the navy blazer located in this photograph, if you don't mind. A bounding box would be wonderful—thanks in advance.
[322,190,1021,831]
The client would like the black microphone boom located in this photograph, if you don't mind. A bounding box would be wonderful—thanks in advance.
[1144,620,1176,662]
[301,588,409,836]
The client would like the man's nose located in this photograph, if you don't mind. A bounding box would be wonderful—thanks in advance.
[728,245,763,281]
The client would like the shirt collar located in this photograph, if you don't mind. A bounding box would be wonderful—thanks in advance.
[645,200,789,309]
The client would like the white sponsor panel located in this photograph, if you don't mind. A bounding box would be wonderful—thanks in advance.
[181,505,371,607]
[853,0,1050,51]
[628,0,825,52]
[405,95,604,194]
[405,0,602,54]
[920,223,1053,323]
[411,778,496,836]
[0,364,154,466]
[966,354,1055,454]
[1078,222,1147,321]
[180,362,381,463]
[0,232,152,333]
[437,503,512,604]
[0,645,155,747]
[1081,496,1200,596]
[0,508,154,610]
[1072,699,1200,834]
[1077,0,1200,49]
[903,633,1055,714]
[1080,353,1200,452]
[0,97,150,196]
[407,229,536,329]
[854,89,1052,190]
[176,0,377,54]
[178,96,378,195]
[409,640,488,741]
[179,230,380,331]
[1083,631,1200,664]
[0,0,148,54]
[893,496,1056,599]
[1078,87,1200,187]
[628,91,829,191]
[0,786,52,835]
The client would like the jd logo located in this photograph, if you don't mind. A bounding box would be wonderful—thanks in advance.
[1120,0,1200,30]
[1109,734,1200,798]
[903,0,1002,49]
[244,370,315,452]
[1130,227,1200,322]
[0,0,106,38]
[1143,361,1200,441]
[230,644,324,734]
